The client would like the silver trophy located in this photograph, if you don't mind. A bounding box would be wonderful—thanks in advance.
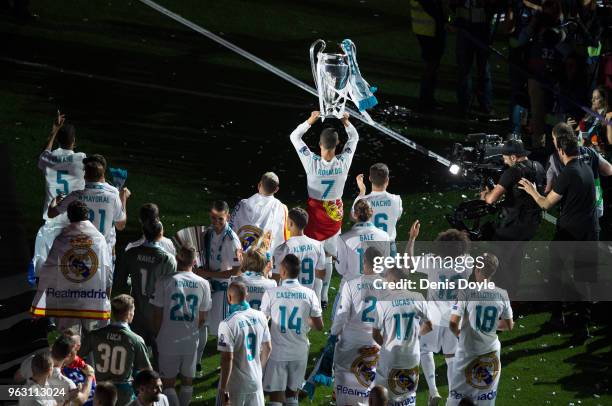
[310,39,350,120]
[174,226,207,267]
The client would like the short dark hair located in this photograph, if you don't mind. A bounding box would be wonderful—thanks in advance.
[143,220,162,242]
[51,335,75,361]
[320,128,338,150]
[354,199,373,222]
[84,161,105,181]
[139,203,160,224]
[94,381,118,406]
[67,201,90,223]
[369,163,389,186]
[228,281,247,301]
[176,245,196,269]
[260,172,279,194]
[57,123,76,149]
[552,122,575,141]
[434,228,470,258]
[281,254,301,279]
[288,207,308,230]
[132,369,160,392]
[555,131,579,157]
[83,154,107,170]
[31,352,53,376]
[212,200,229,213]
[458,397,476,406]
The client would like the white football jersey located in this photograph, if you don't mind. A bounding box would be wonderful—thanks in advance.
[352,191,403,240]
[413,254,473,326]
[125,236,176,256]
[217,308,271,394]
[205,227,242,272]
[336,222,390,281]
[38,148,86,220]
[290,121,359,201]
[451,287,513,356]
[150,271,212,355]
[373,290,429,372]
[260,279,322,361]
[56,182,124,249]
[233,272,277,310]
[331,274,381,347]
[272,235,326,290]
[229,193,288,253]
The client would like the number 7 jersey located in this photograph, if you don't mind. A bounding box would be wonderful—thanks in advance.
[150,271,212,355]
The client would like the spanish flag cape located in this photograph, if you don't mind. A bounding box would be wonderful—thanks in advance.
[304,197,344,241]
[31,220,112,320]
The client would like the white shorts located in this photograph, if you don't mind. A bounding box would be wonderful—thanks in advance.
[262,358,307,392]
[375,366,419,406]
[158,352,198,379]
[216,391,264,406]
[334,344,379,406]
[447,349,501,406]
[419,325,458,355]
[323,232,339,258]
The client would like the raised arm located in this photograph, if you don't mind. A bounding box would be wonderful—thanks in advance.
[290,111,320,160]
[518,178,561,210]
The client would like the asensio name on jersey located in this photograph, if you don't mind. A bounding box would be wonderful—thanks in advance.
[290,120,358,241]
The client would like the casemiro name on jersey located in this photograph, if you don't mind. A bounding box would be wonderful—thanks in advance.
[372,278,496,292]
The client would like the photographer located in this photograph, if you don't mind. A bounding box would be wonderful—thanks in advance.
[480,139,545,296]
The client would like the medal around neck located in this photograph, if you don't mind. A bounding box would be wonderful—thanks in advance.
[310,39,378,123]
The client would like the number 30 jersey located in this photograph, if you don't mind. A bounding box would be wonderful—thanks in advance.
[451,287,513,356]
[79,322,151,383]
[151,271,212,355]
[290,120,359,201]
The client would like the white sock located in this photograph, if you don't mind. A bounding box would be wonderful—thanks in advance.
[314,278,322,301]
[321,257,333,302]
[445,356,455,392]
[163,388,179,406]
[285,396,299,406]
[197,325,208,364]
[179,385,193,406]
[420,351,438,395]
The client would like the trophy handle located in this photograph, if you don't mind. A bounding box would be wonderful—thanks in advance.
[309,39,326,90]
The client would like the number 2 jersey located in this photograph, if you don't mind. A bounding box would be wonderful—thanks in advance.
[260,279,322,361]
[79,322,151,383]
[272,235,326,290]
[38,148,86,220]
[217,308,271,394]
[290,120,359,201]
[451,287,513,356]
[151,271,212,355]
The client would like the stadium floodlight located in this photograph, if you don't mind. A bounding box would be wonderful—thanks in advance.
[449,163,461,175]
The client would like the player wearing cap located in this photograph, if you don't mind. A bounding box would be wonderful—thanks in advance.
[261,254,323,406]
[38,112,86,221]
[290,110,359,308]
[229,172,289,254]
[233,248,277,310]
[271,208,326,298]
[329,247,384,406]
[48,153,130,258]
[352,164,403,251]
[151,245,212,406]
[447,254,514,406]
[407,224,473,405]
[79,295,152,406]
[197,200,243,336]
[372,267,432,406]
[217,282,271,406]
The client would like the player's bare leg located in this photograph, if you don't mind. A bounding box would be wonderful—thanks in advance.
[285,388,299,405]
[178,376,194,406]
[268,391,284,406]
[162,378,179,406]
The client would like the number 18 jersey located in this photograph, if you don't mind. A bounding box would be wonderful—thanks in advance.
[151,271,212,355]
[79,323,151,383]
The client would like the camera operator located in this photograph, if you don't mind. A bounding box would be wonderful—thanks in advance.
[480,139,545,297]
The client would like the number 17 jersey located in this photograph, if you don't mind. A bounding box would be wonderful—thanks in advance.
[151,272,212,355]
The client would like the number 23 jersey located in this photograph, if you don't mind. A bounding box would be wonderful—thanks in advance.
[151,272,212,355]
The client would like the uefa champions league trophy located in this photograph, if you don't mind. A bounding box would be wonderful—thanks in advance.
[175,226,207,268]
[310,39,350,120]
[310,39,378,123]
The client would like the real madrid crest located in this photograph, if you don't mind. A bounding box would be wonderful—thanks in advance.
[238,225,263,251]
[350,346,379,388]
[465,352,500,389]
[388,366,419,396]
[60,234,99,283]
